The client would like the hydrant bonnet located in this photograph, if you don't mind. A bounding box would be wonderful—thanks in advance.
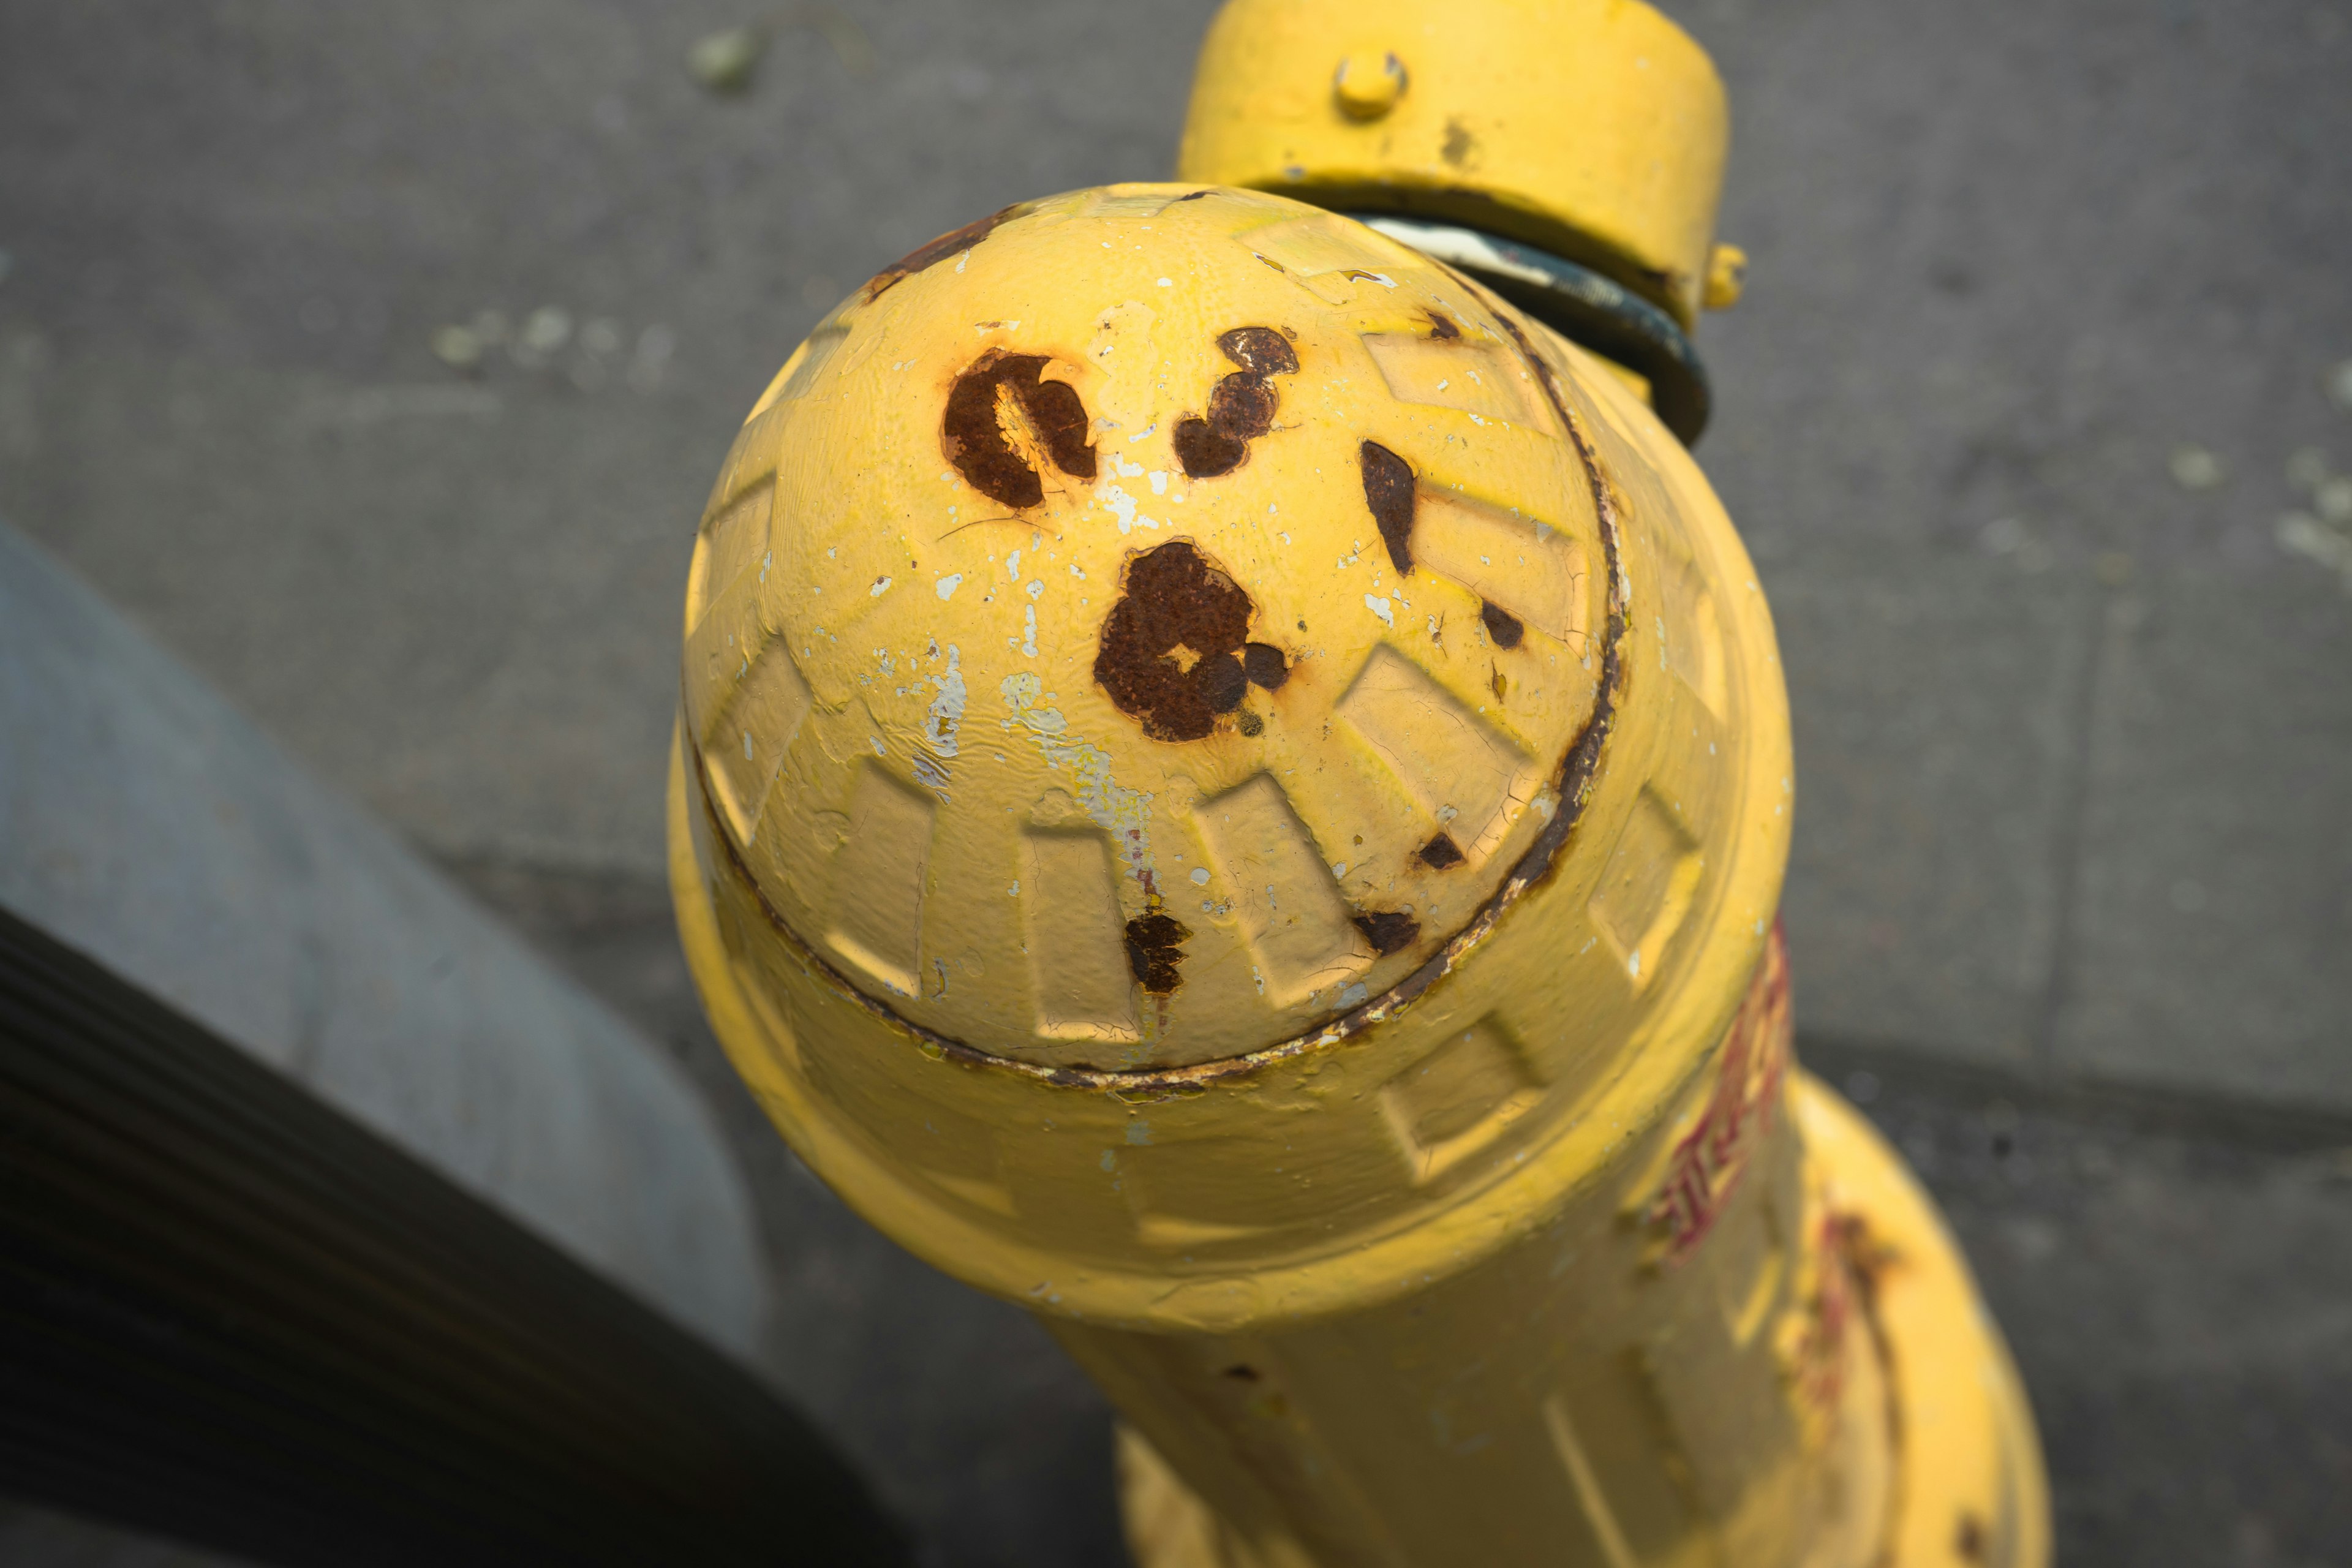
[670,183,1791,1332]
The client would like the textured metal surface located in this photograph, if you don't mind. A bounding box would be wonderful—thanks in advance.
[1110,1072,2050,1568]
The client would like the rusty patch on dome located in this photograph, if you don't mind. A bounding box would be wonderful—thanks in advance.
[865,203,1026,300]
[1360,440,1417,573]
[1480,600,1525,649]
[942,350,1097,508]
[1125,913,1191,994]
[1352,911,1421,956]
[1174,326,1299,479]
[1095,540,1269,742]
[1241,641,1289,690]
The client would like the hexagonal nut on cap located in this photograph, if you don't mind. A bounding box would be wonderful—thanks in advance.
[1333,50,1408,119]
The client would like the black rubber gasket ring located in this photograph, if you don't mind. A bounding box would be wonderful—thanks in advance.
[1347,213,1711,446]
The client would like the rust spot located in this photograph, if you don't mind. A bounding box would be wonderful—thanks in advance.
[1020,386,1095,480]
[1095,540,1265,742]
[1424,309,1461,341]
[1352,911,1420,956]
[1360,440,1416,573]
[1954,1514,1986,1562]
[1171,420,1242,479]
[1218,326,1298,377]
[1441,116,1477,168]
[942,351,1096,508]
[1125,913,1191,993]
[1197,649,1247,712]
[1242,641,1289,690]
[865,203,1025,300]
[1174,326,1299,479]
[1221,1363,1260,1382]
[1417,832,1464,869]
[1826,1209,1901,1303]
[1480,600,1523,649]
[1236,709,1265,737]
[1213,373,1280,434]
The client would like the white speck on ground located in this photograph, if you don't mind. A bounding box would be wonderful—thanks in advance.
[2168,443,2225,491]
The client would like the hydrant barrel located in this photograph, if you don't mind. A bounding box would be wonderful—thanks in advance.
[668,6,2050,1564]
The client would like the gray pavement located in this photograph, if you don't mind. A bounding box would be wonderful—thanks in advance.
[1681,0,2352,1110]
[3,0,2350,1564]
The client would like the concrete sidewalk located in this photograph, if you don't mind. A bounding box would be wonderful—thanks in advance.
[11,858,2348,1567]
[1686,0,2352,1112]
[3,0,2348,1562]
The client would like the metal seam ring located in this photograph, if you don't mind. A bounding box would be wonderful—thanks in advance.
[1348,214,1712,445]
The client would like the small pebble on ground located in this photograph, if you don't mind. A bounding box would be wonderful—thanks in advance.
[2169,443,2226,490]
[690,26,764,94]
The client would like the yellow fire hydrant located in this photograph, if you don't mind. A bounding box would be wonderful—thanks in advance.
[668,2,2050,1564]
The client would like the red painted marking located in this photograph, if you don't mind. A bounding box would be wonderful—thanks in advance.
[1646,921,1792,1265]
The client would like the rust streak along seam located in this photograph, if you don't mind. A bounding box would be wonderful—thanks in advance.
[690,293,1627,1096]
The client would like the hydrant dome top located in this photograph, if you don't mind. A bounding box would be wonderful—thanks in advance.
[673,179,1800,1320]
[682,184,1619,1074]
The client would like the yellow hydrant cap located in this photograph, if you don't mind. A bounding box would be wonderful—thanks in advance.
[1178,0,1730,327]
